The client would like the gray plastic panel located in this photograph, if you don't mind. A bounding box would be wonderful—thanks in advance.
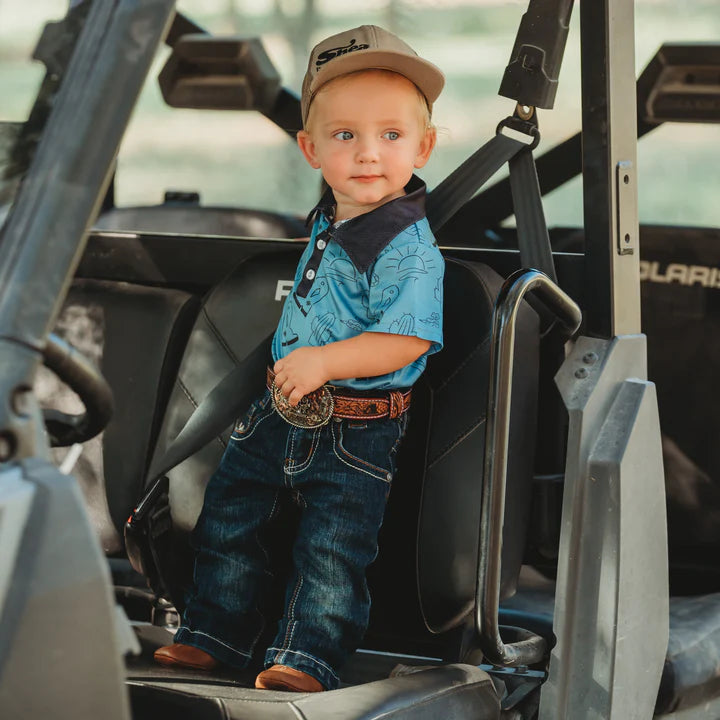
[0,469,34,621]
[540,335,668,719]
[0,459,130,720]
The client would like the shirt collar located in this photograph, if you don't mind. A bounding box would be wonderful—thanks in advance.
[305,175,427,274]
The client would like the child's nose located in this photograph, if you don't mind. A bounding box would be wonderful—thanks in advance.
[356,139,379,163]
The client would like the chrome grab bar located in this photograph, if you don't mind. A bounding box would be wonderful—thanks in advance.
[475,268,582,666]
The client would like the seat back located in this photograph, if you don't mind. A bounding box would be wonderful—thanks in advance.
[141,251,539,662]
[366,259,539,655]
[131,250,300,607]
[419,260,539,632]
[148,250,301,534]
[36,279,200,554]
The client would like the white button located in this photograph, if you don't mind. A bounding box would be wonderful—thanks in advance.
[305,269,316,280]
[317,239,327,250]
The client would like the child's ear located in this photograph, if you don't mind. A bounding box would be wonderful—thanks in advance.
[414,127,437,169]
[297,130,321,169]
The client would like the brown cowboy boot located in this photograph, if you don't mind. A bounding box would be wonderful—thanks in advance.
[255,664,324,692]
[154,643,219,671]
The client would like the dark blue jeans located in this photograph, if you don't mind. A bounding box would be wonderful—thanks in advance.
[174,389,407,689]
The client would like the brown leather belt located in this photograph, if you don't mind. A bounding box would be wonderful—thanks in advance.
[266,367,411,422]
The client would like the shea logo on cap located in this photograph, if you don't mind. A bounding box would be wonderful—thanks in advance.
[315,39,370,68]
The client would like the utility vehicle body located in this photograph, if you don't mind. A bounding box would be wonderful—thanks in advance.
[1,2,719,719]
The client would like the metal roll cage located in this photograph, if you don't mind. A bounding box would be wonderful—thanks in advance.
[476,268,582,667]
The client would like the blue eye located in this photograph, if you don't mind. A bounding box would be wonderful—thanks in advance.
[383,131,400,141]
[333,131,353,141]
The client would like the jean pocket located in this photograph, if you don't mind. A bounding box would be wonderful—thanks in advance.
[332,417,404,483]
[231,391,273,440]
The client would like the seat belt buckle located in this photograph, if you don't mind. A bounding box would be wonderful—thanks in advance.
[497,112,541,150]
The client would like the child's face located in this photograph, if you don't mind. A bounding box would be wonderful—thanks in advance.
[297,71,436,221]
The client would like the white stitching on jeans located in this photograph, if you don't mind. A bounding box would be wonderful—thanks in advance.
[284,426,296,483]
[257,492,279,571]
[179,629,252,658]
[331,421,390,482]
[284,426,320,474]
[230,407,273,443]
[281,574,304,650]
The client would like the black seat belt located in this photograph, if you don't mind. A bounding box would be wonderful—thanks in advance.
[509,146,557,284]
[425,133,527,231]
[427,110,556,283]
[147,332,273,483]
[124,332,273,579]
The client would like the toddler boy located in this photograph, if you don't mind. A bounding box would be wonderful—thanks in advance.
[154,24,445,693]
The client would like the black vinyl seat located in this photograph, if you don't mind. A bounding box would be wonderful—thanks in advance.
[365,258,539,658]
[122,249,540,719]
[37,278,200,557]
[128,663,500,720]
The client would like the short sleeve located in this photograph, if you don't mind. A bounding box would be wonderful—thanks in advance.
[365,225,444,354]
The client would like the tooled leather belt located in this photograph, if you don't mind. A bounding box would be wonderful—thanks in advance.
[266,367,411,427]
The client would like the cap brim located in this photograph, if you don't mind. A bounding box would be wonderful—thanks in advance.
[308,49,444,111]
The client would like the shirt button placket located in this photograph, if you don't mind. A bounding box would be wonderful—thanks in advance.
[296,225,331,298]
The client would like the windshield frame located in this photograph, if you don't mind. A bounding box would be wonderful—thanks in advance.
[0,0,177,460]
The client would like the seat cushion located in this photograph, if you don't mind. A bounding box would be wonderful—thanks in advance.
[128,663,500,720]
[656,593,720,714]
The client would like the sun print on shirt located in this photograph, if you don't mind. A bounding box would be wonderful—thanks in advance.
[382,244,438,282]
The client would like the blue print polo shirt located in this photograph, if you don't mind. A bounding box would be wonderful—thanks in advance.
[272,175,444,391]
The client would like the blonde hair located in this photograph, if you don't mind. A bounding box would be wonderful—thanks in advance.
[304,68,433,133]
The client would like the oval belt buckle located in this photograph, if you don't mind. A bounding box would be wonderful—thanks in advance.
[271,381,335,429]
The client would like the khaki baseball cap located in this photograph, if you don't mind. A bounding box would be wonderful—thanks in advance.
[301,25,445,126]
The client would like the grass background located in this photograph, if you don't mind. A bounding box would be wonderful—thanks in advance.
[1,0,718,230]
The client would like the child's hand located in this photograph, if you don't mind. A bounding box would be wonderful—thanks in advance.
[273,347,328,406]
